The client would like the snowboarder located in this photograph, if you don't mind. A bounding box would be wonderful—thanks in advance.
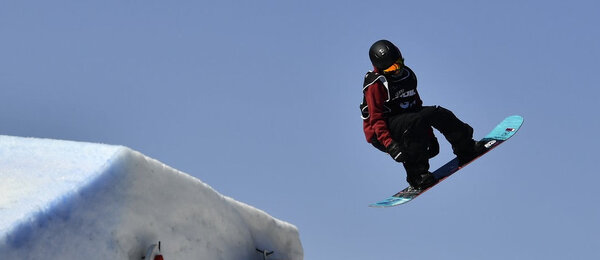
[361,39,483,190]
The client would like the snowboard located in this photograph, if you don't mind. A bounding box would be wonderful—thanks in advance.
[369,115,524,208]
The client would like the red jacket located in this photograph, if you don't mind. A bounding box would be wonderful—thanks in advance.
[363,77,394,148]
[362,66,422,150]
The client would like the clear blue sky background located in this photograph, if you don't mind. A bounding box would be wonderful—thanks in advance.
[2,1,599,259]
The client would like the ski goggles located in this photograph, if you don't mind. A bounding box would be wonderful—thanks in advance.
[382,58,405,74]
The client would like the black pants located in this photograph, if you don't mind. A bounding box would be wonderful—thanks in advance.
[386,106,473,186]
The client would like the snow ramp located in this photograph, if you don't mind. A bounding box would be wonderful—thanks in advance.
[0,135,303,260]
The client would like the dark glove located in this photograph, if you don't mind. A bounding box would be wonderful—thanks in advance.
[427,136,440,158]
[386,141,406,163]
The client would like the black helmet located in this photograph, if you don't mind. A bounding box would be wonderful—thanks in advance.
[369,39,403,70]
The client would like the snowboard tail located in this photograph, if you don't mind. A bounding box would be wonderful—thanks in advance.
[369,115,524,208]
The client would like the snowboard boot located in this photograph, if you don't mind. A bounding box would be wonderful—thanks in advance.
[407,171,438,191]
[454,139,486,166]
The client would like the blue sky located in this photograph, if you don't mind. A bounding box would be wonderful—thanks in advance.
[1,0,599,259]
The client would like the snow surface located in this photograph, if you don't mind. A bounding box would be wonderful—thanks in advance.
[0,135,303,259]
